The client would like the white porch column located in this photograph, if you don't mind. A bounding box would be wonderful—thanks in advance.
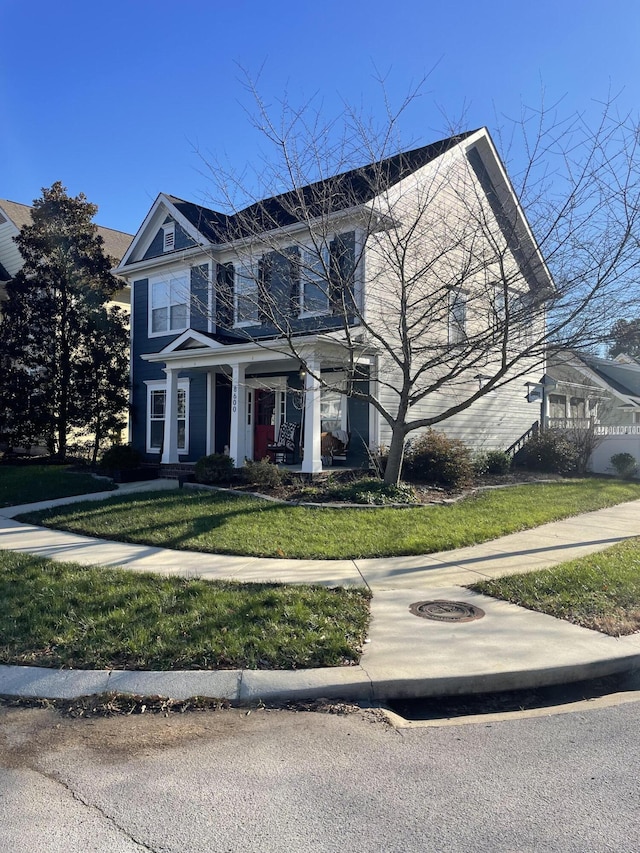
[161,367,179,464]
[229,362,247,467]
[301,359,322,474]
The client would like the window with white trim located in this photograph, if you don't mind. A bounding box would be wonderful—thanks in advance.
[300,247,330,315]
[234,263,259,326]
[149,274,189,336]
[448,289,467,344]
[146,380,189,453]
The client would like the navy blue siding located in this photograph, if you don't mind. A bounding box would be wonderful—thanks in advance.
[187,372,207,460]
[131,277,208,462]
[141,219,198,261]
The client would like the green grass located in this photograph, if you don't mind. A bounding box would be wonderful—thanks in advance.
[18,478,640,559]
[0,464,115,507]
[469,538,640,636]
[0,551,371,670]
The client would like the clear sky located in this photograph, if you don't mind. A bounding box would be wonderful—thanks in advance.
[2,0,640,236]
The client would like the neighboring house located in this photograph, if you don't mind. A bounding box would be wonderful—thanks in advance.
[0,198,132,310]
[546,351,640,428]
[114,128,552,473]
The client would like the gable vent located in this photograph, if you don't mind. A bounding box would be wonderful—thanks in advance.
[162,223,175,252]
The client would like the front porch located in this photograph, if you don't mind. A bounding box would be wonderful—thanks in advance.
[141,331,371,475]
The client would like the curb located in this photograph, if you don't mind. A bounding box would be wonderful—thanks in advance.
[2,652,639,705]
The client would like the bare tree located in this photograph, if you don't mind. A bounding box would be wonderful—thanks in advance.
[197,86,640,485]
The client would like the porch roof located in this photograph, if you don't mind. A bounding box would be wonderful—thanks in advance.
[140,328,373,372]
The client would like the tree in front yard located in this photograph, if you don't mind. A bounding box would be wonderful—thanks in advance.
[199,85,640,486]
[0,183,129,460]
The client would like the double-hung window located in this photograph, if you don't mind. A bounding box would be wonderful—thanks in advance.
[149,274,189,336]
[234,263,259,326]
[448,289,467,344]
[300,247,330,315]
[146,381,189,453]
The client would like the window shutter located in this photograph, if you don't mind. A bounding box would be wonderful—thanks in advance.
[329,232,356,314]
[216,262,234,330]
[258,254,272,324]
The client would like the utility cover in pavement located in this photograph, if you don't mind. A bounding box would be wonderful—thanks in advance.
[409,600,485,622]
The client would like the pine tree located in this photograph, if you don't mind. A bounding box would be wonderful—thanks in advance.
[0,183,129,460]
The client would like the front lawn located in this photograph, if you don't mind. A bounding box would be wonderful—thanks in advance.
[0,551,370,670]
[0,464,115,508]
[17,478,640,559]
[469,538,640,636]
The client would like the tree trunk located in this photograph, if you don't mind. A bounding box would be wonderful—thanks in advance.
[383,427,406,486]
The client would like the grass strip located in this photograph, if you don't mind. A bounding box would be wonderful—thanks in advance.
[17,478,640,559]
[0,551,371,670]
[469,538,640,636]
[0,465,115,507]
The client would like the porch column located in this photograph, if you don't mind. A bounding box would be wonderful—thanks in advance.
[229,362,247,467]
[161,367,179,464]
[301,359,322,474]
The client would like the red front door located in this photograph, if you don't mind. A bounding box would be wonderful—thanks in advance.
[254,390,275,460]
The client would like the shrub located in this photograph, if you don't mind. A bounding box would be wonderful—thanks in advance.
[241,458,283,488]
[485,450,512,475]
[473,451,511,476]
[404,430,474,489]
[99,444,142,471]
[515,431,579,475]
[610,452,638,479]
[194,453,236,485]
[328,477,417,505]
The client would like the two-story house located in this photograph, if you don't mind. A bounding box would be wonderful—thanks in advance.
[115,128,553,474]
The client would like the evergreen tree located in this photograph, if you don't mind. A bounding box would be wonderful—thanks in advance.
[608,318,640,360]
[0,182,129,460]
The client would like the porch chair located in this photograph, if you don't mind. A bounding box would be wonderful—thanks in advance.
[267,421,299,464]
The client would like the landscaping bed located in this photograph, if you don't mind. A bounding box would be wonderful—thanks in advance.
[0,551,371,670]
[469,538,640,636]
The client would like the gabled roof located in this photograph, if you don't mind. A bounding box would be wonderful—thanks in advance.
[0,198,133,264]
[166,131,478,243]
[551,350,640,406]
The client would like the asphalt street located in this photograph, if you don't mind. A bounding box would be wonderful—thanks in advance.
[2,697,639,852]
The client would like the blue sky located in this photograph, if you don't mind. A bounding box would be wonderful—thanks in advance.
[2,0,640,236]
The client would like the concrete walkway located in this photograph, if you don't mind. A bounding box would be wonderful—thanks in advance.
[1,479,640,704]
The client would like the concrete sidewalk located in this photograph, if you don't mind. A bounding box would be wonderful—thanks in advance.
[1,480,639,703]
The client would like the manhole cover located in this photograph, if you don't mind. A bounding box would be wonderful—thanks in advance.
[409,600,485,623]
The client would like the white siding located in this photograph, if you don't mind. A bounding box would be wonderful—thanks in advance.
[362,138,545,452]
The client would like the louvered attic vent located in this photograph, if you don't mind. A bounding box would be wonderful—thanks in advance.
[163,223,175,252]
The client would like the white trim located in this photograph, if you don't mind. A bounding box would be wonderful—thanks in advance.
[162,328,225,353]
[116,194,209,270]
[144,378,190,454]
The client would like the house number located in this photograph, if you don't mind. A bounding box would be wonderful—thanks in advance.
[232,385,237,413]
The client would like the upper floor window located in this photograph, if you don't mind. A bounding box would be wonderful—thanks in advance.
[234,264,259,326]
[162,223,175,252]
[149,274,189,336]
[300,247,330,315]
[448,289,467,344]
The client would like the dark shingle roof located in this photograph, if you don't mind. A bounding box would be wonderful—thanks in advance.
[0,198,133,263]
[168,131,477,243]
